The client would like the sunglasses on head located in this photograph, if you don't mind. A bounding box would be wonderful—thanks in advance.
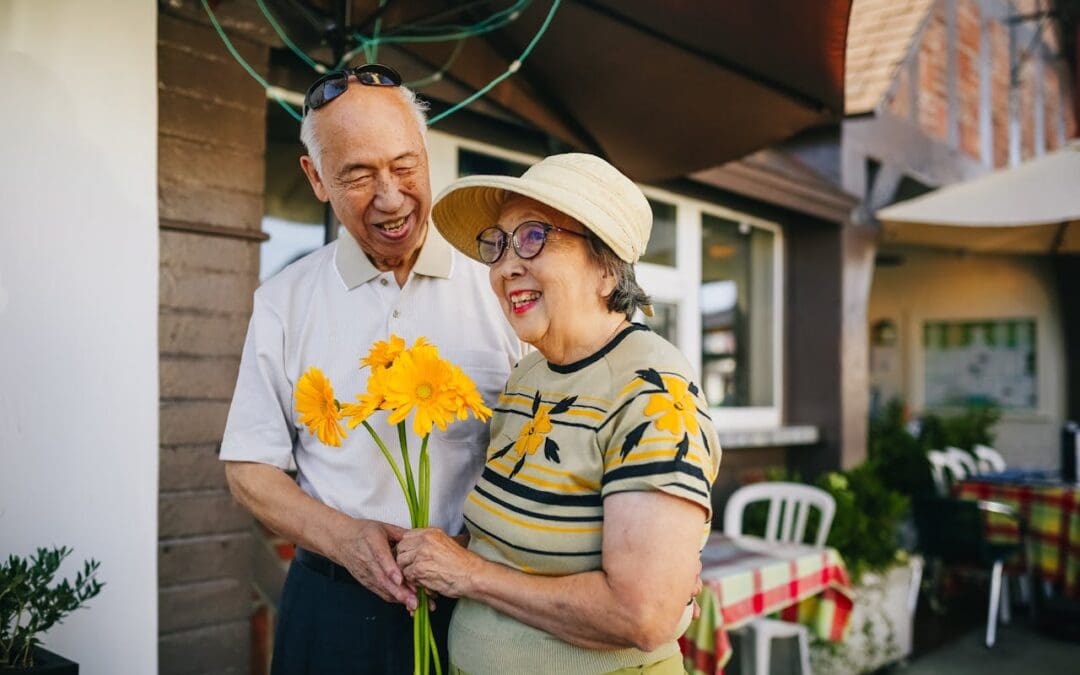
[476,221,588,265]
[302,63,402,116]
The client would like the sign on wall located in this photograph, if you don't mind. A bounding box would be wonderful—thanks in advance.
[923,318,1037,410]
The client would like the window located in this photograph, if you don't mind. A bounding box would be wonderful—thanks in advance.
[458,148,529,178]
[261,105,324,281]
[923,318,1037,410]
[642,199,676,267]
[700,214,776,408]
[434,134,784,428]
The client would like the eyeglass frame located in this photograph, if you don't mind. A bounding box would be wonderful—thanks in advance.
[302,63,402,116]
[475,220,589,265]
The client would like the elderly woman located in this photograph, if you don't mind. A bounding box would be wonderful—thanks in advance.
[396,153,721,674]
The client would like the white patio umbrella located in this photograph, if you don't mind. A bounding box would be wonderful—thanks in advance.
[876,141,1080,253]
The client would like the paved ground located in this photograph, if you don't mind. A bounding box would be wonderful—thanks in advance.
[898,623,1080,675]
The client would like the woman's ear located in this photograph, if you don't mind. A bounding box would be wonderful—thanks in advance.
[598,266,617,299]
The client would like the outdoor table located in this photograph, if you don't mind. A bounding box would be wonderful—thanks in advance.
[679,533,854,675]
[955,472,1080,599]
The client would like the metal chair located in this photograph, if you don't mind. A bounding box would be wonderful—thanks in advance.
[913,497,1030,647]
[927,449,967,495]
[724,482,837,674]
[974,444,1007,473]
[946,446,980,477]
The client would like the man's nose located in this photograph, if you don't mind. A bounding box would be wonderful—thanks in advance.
[372,173,405,212]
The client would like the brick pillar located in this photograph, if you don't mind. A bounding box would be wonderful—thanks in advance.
[157,11,268,674]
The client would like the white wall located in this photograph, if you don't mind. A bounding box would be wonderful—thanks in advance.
[869,247,1066,468]
[0,2,158,673]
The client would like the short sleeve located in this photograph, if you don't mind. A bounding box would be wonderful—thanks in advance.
[219,292,297,468]
[600,367,719,519]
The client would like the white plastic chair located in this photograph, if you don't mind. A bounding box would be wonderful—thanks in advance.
[946,446,979,477]
[723,482,837,675]
[927,449,966,495]
[974,444,1007,474]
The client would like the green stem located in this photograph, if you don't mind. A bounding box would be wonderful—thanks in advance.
[362,421,417,523]
[428,618,443,675]
[398,423,420,527]
[419,435,432,528]
[413,594,421,675]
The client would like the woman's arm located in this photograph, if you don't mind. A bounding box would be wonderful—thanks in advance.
[396,490,705,652]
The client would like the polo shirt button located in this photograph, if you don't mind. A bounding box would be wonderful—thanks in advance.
[392,310,400,318]
[380,278,389,286]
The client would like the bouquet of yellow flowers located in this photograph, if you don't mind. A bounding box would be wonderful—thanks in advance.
[294,335,492,675]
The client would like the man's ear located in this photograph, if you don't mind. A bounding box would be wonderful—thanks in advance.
[300,155,330,203]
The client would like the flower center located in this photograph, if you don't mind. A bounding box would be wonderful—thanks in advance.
[674,402,685,411]
[416,383,433,400]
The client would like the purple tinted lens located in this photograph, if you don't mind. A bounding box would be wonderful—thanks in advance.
[514,223,548,258]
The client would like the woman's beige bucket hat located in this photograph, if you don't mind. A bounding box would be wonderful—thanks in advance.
[432,153,652,265]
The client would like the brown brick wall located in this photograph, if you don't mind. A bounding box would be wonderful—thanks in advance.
[900,2,1074,166]
[956,0,981,158]
[918,3,949,142]
[1019,60,1037,160]
[1044,65,1062,152]
[158,10,267,674]
[989,20,1010,167]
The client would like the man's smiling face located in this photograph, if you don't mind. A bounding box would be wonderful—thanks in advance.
[301,85,432,272]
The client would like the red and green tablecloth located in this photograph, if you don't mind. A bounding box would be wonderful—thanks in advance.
[955,478,1080,598]
[679,533,854,675]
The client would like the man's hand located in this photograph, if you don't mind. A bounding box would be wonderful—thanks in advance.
[335,518,415,607]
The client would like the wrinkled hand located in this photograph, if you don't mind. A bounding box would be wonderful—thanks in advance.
[335,518,414,607]
[396,528,482,599]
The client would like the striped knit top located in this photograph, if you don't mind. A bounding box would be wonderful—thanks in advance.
[449,324,721,674]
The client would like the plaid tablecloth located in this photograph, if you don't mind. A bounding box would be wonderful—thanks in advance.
[955,478,1080,598]
[679,533,854,675]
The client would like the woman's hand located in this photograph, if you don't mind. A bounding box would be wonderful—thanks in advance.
[396,528,485,599]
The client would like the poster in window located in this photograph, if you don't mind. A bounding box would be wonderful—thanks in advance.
[923,319,1037,410]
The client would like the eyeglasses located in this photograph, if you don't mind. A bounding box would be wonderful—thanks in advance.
[476,221,588,265]
[302,63,402,116]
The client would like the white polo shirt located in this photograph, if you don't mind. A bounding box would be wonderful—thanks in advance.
[220,227,522,533]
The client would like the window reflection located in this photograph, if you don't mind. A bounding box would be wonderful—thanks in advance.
[700,215,775,407]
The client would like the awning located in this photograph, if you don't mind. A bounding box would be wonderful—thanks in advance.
[253,0,852,181]
[876,141,1080,254]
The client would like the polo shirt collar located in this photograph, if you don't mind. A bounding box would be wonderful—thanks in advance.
[335,222,453,290]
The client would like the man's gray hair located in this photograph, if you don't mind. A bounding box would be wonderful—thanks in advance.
[299,85,429,172]
[585,233,652,320]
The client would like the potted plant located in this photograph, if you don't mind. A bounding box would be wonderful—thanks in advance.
[1,546,103,673]
[810,466,919,675]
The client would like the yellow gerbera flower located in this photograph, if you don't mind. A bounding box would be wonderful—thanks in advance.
[361,335,407,370]
[642,375,700,437]
[383,347,459,436]
[448,364,493,423]
[341,365,390,429]
[295,366,347,447]
[513,407,553,458]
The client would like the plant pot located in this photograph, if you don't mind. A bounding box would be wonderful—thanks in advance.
[811,556,923,675]
[3,647,78,675]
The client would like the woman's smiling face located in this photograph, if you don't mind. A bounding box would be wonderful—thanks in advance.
[488,196,611,356]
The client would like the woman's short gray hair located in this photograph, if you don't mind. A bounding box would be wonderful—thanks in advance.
[299,85,429,171]
[584,233,652,320]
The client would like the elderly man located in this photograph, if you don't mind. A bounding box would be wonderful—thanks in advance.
[220,64,521,673]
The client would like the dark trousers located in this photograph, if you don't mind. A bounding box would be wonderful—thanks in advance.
[271,554,455,675]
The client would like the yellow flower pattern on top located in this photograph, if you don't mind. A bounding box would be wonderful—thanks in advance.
[512,406,553,459]
[643,375,700,437]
